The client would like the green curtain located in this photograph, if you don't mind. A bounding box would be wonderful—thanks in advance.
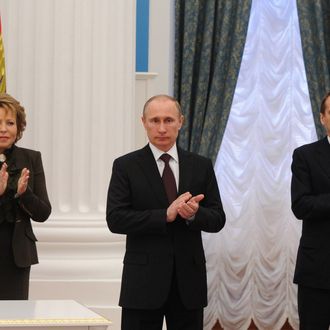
[174,0,252,163]
[297,0,330,138]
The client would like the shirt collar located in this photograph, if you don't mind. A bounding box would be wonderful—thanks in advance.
[149,143,179,163]
[327,136,330,144]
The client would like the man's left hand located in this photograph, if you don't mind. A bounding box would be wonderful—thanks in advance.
[178,194,204,219]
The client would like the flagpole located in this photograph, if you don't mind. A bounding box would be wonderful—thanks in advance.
[0,15,6,93]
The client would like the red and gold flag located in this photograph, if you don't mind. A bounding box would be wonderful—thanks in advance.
[0,15,6,92]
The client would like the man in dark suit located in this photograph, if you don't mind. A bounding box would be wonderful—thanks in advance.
[291,91,330,329]
[106,95,226,330]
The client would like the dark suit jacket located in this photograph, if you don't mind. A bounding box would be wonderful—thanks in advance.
[4,146,52,267]
[106,145,225,310]
[291,137,330,289]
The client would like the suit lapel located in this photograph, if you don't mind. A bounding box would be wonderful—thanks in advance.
[316,137,330,178]
[178,147,193,195]
[6,146,24,174]
[136,145,168,206]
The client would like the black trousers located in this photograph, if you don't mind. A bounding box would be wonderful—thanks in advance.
[121,271,203,330]
[298,284,330,330]
[0,221,30,300]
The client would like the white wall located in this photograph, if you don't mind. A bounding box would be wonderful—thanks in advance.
[0,1,173,329]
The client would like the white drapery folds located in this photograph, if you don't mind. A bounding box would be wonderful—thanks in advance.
[205,1,317,329]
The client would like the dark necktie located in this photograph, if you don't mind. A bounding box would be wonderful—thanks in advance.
[160,153,177,204]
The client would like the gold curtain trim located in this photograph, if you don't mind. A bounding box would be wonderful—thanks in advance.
[0,317,111,325]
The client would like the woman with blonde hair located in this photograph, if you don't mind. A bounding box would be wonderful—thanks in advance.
[0,93,51,299]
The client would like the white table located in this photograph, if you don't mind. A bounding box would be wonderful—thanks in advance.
[0,300,111,330]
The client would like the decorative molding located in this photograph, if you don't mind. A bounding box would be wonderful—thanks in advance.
[135,72,158,80]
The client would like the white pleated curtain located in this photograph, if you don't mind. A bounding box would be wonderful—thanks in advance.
[204,1,317,329]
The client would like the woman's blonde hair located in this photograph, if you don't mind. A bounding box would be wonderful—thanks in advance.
[0,93,26,141]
